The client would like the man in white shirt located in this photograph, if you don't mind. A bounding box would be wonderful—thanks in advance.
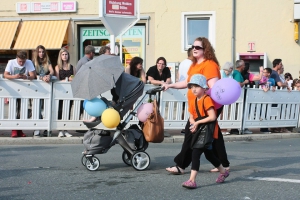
[4,51,36,137]
[4,51,36,80]
[177,48,193,82]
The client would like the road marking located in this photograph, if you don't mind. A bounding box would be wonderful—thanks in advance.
[248,177,300,183]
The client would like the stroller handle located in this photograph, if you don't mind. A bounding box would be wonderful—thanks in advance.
[146,86,164,95]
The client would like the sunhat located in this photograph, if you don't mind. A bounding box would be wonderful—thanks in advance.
[187,74,208,89]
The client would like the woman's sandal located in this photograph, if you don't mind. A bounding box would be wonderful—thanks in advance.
[210,167,230,173]
[166,166,184,175]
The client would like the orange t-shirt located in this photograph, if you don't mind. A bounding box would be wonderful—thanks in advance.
[187,60,221,104]
[188,95,218,139]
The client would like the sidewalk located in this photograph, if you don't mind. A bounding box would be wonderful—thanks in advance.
[0,128,300,145]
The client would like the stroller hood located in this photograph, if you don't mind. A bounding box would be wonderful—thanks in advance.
[114,72,144,117]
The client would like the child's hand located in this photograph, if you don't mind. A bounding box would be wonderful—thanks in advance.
[189,123,198,133]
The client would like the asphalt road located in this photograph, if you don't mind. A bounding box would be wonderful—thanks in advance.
[0,139,299,200]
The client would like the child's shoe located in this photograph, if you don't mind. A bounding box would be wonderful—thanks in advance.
[182,180,197,189]
[216,170,230,183]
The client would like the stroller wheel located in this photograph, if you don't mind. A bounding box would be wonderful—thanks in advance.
[122,151,132,166]
[85,156,100,171]
[81,155,87,166]
[131,151,150,171]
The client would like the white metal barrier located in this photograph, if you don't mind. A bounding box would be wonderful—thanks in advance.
[242,88,300,129]
[50,82,158,130]
[0,78,299,133]
[0,79,52,130]
[51,81,113,130]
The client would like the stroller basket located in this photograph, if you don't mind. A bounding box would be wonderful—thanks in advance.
[83,129,112,154]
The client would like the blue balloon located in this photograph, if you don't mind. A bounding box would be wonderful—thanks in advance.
[84,98,107,117]
[83,100,88,109]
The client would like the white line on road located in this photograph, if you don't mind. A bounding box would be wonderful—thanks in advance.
[248,177,300,183]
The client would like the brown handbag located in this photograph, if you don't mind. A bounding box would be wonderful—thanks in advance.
[142,99,164,143]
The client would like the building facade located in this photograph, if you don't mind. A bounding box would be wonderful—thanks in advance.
[0,0,299,79]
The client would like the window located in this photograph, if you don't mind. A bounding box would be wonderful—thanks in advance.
[182,11,215,51]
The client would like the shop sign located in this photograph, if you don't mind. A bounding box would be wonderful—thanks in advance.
[105,0,135,16]
[16,1,76,13]
[81,27,143,37]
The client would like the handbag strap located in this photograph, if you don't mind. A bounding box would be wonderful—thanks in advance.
[195,95,208,118]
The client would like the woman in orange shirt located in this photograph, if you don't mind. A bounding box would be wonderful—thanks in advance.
[164,37,230,174]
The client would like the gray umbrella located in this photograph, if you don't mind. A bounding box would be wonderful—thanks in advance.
[71,55,124,100]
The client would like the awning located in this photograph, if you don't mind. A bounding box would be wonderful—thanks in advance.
[0,21,20,50]
[13,20,69,50]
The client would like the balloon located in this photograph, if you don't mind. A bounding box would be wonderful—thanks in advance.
[101,108,121,128]
[211,79,241,105]
[213,101,222,109]
[205,88,212,96]
[83,100,88,109]
[137,103,154,122]
[84,98,107,117]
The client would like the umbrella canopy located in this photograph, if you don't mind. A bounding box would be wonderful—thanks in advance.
[71,55,124,100]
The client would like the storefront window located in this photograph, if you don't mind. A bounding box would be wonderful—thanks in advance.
[79,25,145,67]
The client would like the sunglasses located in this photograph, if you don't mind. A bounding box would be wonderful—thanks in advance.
[191,45,204,50]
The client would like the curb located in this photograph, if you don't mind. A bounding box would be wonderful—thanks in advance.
[0,133,299,145]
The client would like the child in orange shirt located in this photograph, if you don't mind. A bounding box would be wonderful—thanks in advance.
[182,74,229,189]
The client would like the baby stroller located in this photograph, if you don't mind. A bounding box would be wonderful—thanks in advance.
[81,73,163,171]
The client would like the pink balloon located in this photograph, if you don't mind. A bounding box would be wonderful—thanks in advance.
[137,103,154,122]
[213,101,222,109]
[205,88,212,96]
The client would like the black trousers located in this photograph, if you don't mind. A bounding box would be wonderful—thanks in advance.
[191,148,221,171]
[174,106,230,169]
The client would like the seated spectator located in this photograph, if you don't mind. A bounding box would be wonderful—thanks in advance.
[125,57,146,83]
[220,62,233,79]
[146,57,171,85]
